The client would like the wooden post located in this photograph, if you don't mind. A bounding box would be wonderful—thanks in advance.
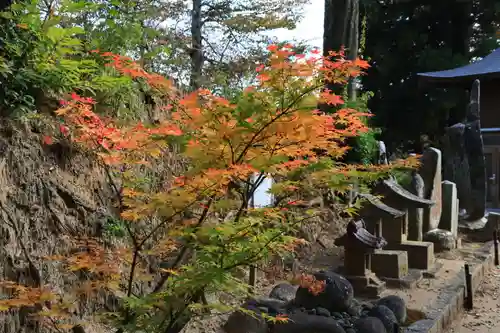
[494,230,499,266]
[464,263,473,310]
[248,265,256,293]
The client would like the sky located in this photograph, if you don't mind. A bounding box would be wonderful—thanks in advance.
[254,0,324,204]
[267,0,324,49]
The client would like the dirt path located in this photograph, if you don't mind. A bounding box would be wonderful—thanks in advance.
[447,267,500,333]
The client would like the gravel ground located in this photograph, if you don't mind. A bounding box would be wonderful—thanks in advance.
[447,267,500,333]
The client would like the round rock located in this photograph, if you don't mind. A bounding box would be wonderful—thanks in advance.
[376,295,407,325]
[368,305,398,333]
[269,283,298,302]
[353,316,387,333]
[273,311,346,333]
[315,307,331,317]
[223,306,267,333]
[423,229,457,251]
[246,297,288,316]
[294,270,354,313]
[347,298,362,317]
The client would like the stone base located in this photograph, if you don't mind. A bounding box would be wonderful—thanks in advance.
[422,260,444,279]
[344,273,386,299]
[458,216,488,231]
[372,250,408,279]
[387,240,434,270]
[379,269,423,289]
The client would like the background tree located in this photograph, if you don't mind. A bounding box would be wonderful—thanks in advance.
[360,0,500,153]
[188,0,310,91]
[323,0,378,165]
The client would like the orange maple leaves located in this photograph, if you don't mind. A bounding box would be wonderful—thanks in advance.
[0,281,55,311]
[49,44,372,224]
[297,273,327,296]
[6,44,384,330]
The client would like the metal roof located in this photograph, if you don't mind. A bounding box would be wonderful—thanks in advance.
[418,48,500,81]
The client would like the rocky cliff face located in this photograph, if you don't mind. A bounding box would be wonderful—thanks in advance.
[0,119,115,332]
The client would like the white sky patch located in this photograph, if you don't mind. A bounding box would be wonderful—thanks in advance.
[264,0,324,49]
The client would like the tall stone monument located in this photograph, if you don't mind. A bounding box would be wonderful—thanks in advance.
[463,80,486,222]
[441,80,486,224]
[442,123,471,211]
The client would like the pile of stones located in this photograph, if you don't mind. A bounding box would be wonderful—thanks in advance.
[224,270,407,333]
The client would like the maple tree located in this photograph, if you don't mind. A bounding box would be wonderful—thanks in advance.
[0,44,417,332]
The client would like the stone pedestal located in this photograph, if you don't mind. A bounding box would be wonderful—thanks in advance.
[343,249,386,298]
[372,250,408,279]
[345,273,386,299]
[387,240,434,271]
[371,249,423,288]
[334,220,388,298]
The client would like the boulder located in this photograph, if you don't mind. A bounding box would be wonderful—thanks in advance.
[376,295,407,325]
[294,270,354,313]
[368,305,398,333]
[269,283,298,302]
[273,311,346,333]
[315,307,331,317]
[246,297,288,315]
[353,317,387,333]
[223,297,288,333]
[423,229,456,251]
[223,306,267,333]
[346,298,362,317]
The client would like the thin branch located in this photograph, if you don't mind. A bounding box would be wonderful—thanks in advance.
[150,197,214,293]
[234,84,323,163]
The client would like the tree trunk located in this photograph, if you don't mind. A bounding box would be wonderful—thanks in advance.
[346,0,359,101]
[323,0,358,102]
[189,0,203,91]
[450,0,472,58]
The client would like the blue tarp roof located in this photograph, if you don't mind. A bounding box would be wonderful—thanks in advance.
[418,48,500,80]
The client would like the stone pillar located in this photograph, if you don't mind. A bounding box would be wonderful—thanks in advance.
[408,171,424,241]
[420,147,443,233]
[440,181,458,238]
